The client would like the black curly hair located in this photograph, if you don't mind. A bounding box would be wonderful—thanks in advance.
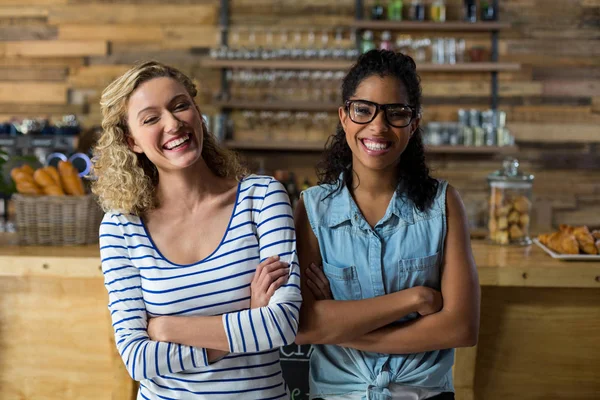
[316,49,438,212]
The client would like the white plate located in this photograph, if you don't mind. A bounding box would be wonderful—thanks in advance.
[533,238,600,261]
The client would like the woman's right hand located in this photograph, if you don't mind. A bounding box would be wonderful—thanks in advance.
[414,286,443,316]
[250,255,290,309]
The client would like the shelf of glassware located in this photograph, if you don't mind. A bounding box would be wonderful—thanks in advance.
[224,140,517,154]
[351,20,512,31]
[215,101,340,112]
[203,59,520,72]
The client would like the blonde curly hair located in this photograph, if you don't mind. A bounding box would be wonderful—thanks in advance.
[92,61,247,216]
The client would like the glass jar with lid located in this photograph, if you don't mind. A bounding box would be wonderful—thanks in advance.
[487,158,534,245]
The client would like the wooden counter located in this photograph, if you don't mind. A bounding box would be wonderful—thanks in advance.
[2,238,599,287]
[1,236,598,399]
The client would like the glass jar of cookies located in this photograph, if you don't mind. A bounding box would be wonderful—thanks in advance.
[487,158,534,245]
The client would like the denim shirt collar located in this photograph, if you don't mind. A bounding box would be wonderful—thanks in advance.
[324,174,415,228]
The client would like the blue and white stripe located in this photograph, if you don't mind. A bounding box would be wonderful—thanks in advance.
[101,175,302,400]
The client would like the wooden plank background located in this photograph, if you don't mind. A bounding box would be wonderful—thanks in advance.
[0,0,598,234]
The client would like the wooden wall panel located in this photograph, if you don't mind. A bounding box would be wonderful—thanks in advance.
[0,82,67,104]
[0,0,597,233]
[47,4,217,24]
[0,40,107,57]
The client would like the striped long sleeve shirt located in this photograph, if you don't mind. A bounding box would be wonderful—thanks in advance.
[100,175,302,400]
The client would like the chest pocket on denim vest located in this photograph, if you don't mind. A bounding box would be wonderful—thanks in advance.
[396,252,441,292]
[322,262,362,300]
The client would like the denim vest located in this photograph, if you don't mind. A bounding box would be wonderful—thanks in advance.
[302,177,453,399]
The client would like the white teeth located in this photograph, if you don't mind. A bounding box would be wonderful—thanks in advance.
[363,139,390,151]
[164,134,190,150]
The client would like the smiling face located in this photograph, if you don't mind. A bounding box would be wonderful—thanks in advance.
[339,74,420,176]
[125,77,204,173]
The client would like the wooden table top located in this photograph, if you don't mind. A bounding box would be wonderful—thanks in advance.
[1,233,599,288]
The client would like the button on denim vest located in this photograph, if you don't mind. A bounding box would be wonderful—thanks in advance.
[302,177,454,399]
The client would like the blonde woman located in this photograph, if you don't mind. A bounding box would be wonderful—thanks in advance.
[93,61,301,400]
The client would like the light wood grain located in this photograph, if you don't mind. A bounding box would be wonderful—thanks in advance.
[0,66,67,81]
[511,122,600,143]
[0,276,115,400]
[48,4,217,24]
[0,40,107,57]
[476,286,600,399]
[0,82,67,104]
[58,24,163,42]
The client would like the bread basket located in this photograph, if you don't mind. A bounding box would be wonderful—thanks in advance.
[12,194,103,246]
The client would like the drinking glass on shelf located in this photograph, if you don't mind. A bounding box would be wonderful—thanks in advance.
[395,35,412,57]
[241,111,258,130]
[310,71,324,101]
[247,28,260,60]
[258,111,275,138]
[297,70,310,101]
[346,30,360,60]
[294,112,312,132]
[227,28,241,59]
[318,30,333,59]
[456,39,466,63]
[332,28,346,59]
[445,38,457,64]
[431,38,445,64]
[412,38,431,63]
[278,29,291,59]
[291,30,304,59]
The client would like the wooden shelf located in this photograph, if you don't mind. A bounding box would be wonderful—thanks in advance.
[202,59,350,70]
[204,59,520,72]
[225,140,517,154]
[224,140,325,151]
[425,145,518,154]
[214,100,340,111]
[352,20,512,31]
[420,63,520,72]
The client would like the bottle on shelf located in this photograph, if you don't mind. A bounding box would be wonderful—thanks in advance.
[408,0,425,21]
[481,109,496,146]
[463,0,477,22]
[458,109,474,146]
[480,0,497,21]
[361,30,376,53]
[496,111,515,147]
[371,0,386,20]
[380,31,394,50]
[469,109,485,146]
[429,0,446,23]
[388,0,403,21]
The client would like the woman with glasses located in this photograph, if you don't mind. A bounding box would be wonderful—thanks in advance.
[294,50,480,399]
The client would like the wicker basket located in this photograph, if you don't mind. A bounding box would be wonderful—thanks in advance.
[13,194,103,246]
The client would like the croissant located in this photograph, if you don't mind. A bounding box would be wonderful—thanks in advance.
[572,226,598,255]
[546,231,579,255]
[592,230,600,240]
[33,168,64,196]
[58,161,85,196]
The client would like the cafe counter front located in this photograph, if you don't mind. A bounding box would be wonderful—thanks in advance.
[0,236,598,400]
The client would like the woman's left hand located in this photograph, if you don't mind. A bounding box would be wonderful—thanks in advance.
[305,263,332,300]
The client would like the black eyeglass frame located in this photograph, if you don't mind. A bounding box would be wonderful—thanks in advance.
[344,99,418,128]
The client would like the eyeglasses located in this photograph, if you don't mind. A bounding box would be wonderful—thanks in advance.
[344,99,417,128]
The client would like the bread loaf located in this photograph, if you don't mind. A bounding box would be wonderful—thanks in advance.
[33,168,65,196]
[11,167,43,195]
[58,160,85,196]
